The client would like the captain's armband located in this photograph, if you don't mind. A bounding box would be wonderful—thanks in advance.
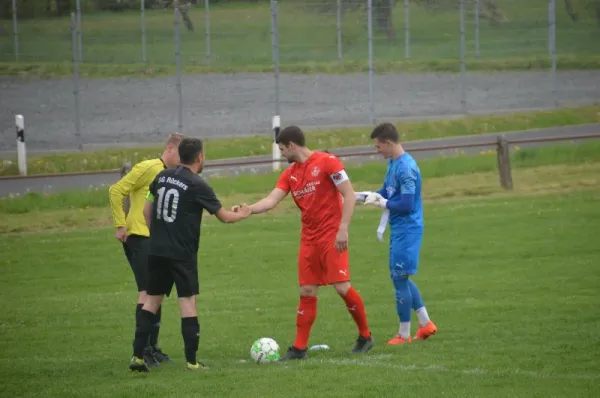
[329,170,349,186]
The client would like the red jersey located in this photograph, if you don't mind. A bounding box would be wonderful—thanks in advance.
[276,152,350,244]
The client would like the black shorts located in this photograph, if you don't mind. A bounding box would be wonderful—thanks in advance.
[147,254,198,298]
[122,234,149,292]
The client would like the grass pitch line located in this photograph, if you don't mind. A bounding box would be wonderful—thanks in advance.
[235,353,600,381]
[316,356,600,381]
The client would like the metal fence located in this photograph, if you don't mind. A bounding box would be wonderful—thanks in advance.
[1,0,599,152]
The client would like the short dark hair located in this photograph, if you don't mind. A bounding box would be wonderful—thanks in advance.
[370,122,400,143]
[178,137,203,165]
[276,125,306,147]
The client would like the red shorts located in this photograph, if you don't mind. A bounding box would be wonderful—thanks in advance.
[298,240,350,286]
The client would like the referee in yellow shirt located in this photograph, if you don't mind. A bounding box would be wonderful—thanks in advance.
[109,133,184,366]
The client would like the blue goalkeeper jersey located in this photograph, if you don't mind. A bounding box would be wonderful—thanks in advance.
[378,153,424,236]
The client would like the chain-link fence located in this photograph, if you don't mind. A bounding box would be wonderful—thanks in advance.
[1,0,599,151]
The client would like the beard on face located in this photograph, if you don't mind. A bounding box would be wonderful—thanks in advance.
[285,153,296,164]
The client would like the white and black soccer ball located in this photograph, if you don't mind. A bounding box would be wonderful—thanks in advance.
[250,337,280,364]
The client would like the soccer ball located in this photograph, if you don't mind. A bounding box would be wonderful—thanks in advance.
[250,337,280,364]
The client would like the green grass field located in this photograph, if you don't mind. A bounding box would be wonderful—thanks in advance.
[1,165,599,395]
[2,139,600,233]
[1,0,599,76]
[1,105,599,177]
[1,140,600,395]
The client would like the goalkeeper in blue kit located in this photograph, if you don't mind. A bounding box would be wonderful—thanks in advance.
[358,123,437,344]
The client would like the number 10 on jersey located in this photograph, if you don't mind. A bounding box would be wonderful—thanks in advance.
[156,187,179,223]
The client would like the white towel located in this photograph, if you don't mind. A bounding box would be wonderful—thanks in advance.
[377,210,389,242]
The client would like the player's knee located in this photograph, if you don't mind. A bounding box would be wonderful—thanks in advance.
[138,290,147,303]
[333,281,351,296]
[178,296,197,318]
[392,276,410,293]
[299,285,318,297]
[394,283,411,309]
[143,294,163,313]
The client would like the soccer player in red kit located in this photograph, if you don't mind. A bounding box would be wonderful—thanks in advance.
[234,125,374,360]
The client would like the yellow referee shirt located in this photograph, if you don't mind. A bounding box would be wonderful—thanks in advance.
[109,158,166,237]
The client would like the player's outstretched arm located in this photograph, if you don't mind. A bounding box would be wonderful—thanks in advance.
[214,205,252,224]
[194,179,252,224]
[234,188,288,215]
[355,176,386,203]
[355,191,375,202]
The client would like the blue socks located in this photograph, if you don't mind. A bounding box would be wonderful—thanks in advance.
[393,278,431,336]
[393,277,412,323]
[408,279,424,310]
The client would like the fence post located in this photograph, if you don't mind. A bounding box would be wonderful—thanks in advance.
[548,0,554,56]
[16,115,26,176]
[459,0,467,114]
[474,0,480,57]
[550,0,557,107]
[71,13,83,151]
[272,116,281,171]
[141,0,147,63]
[205,0,211,65]
[367,0,375,124]
[496,136,513,190]
[270,0,281,125]
[337,0,342,62]
[174,7,184,132]
[11,0,19,62]
[76,0,83,62]
[404,0,410,59]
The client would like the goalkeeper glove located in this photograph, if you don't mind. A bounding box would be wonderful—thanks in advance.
[355,191,374,203]
[364,192,388,209]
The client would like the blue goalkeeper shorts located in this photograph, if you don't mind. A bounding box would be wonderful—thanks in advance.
[388,233,423,279]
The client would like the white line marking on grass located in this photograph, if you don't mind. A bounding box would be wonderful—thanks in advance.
[311,356,600,381]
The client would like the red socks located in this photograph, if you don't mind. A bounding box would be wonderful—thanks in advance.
[293,296,317,350]
[342,286,371,339]
[293,288,370,350]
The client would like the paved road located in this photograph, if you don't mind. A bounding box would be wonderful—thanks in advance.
[1,71,599,151]
[1,123,598,198]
